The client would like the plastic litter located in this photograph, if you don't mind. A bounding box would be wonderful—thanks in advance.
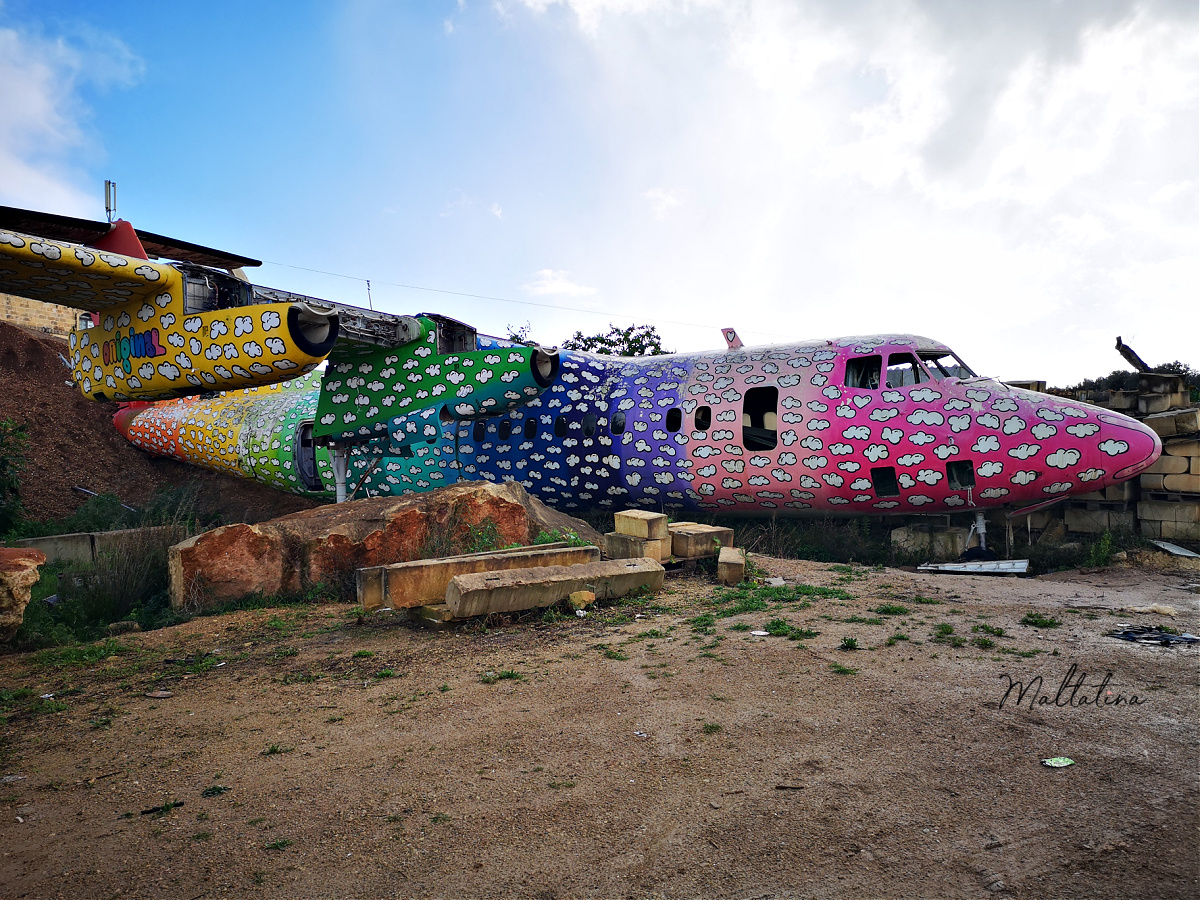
[575,609,588,618]
[765,577,786,586]
[1123,604,1178,616]
[750,630,770,636]
[1041,757,1074,768]
[144,690,173,699]
[1106,625,1199,646]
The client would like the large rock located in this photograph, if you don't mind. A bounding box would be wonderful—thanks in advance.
[0,548,46,642]
[169,480,602,611]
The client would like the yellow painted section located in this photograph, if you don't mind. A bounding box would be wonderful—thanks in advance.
[0,228,328,401]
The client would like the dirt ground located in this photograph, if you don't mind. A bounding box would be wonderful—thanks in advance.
[0,322,317,524]
[0,556,1197,900]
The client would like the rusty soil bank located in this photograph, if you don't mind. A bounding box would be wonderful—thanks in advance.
[0,557,1197,899]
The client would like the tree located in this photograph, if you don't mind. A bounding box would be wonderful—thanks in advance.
[561,323,671,357]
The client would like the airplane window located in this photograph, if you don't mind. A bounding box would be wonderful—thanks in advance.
[498,420,512,440]
[743,387,778,450]
[870,466,900,497]
[611,411,626,434]
[554,416,568,437]
[946,460,976,491]
[844,356,882,390]
[919,351,976,380]
[886,353,929,388]
[665,408,682,432]
[695,405,711,431]
[583,414,597,437]
[473,421,486,442]
[524,418,537,440]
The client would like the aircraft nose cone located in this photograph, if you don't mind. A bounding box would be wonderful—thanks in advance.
[1097,412,1162,482]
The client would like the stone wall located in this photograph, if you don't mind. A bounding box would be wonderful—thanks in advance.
[0,292,81,335]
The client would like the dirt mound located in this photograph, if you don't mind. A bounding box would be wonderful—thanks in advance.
[0,322,318,525]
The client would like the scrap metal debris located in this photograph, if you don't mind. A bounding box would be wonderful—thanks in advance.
[1106,625,1199,646]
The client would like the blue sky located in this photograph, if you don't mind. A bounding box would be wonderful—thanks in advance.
[1,0,1195,384]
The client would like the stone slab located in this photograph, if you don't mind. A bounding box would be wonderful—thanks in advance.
[1140,474,1166,491]
[11,532,94,566]
[1161,520,1200,541]
[717,546,746,586]
[1103,481,1136,503]
[614,510,669,540]
[357,543,599,612]
[446,558,664,618]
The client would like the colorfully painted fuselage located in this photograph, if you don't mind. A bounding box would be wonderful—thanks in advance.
[111,332,1162,518]
[0,211,1162,515]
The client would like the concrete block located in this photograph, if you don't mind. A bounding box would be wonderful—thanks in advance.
[12,532,95,565]
[1193,457,1200,476]
[409,603,457,629]
[891,525,968,559]
[569,590,595,609]
[1022,510,1060,530]
[669,523,735,558]
[1109,511,1135,532]
[92,525,185,557]
[446,558,664,618]
[357,544,600,611]
[1161,520,1200,541]
[1037,520,1068,546]
[1140,474,1166,491]
[1146,455,1190,475]
[1103,481,1136,503]
[614,509,669,540]
[1138,500,1200,523]
[717,546,746,585]
[1076,490,1106,501]
[1163,473,1200,493]
[1165,438,1200,457]
[1065,508,1109,534]
[1139,519,1161,539]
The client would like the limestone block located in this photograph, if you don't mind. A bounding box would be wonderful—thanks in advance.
[1146,455,1189,475]
[1139,520,1161,539]
[1139,373,1185,394]
[1076,490,1106,501]
[357,543,599,611]
[1143,412,1178,438]
[1065,508,1109,534]
[1106,391,1137,411]
[605,532,649,559]
[1140,474,1166,491]
[1109,511,1135,532]
[717,546,746,586]
[0,548,46,642]
[1170,408,1200,434]
[1163,474,1200,493]
[1165,438,1200,457]
[669,523,735,558]
[614,509,669,540]
[446,558,664,618]
[1192,457,1200,476]
[1139,393,1173,416]
[929,529,969,560]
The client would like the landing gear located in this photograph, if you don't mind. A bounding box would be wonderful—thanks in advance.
[962,510,998,562]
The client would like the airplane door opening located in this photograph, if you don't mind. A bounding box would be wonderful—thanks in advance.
[296,422,321,491]
[743,387,778,450]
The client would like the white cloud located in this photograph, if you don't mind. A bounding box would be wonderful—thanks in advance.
[523,269,598,296]
[643,187,683,219]
[0,25,141,212]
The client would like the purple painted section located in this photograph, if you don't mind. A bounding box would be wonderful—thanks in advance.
[470,333,1160,515]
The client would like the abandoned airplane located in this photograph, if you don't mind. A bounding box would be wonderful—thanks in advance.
[0,205,1163,531]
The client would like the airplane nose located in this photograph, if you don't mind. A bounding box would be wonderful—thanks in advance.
[1097,412,1162,482]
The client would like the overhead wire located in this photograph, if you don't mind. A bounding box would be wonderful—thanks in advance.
[260,258,778,340]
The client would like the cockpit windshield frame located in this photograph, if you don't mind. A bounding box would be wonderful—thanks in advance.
[918,351,976,381]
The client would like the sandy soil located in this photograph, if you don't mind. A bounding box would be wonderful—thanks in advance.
[1,557,1197,899]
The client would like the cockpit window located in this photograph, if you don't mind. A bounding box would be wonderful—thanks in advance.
[886,353,929,388]
[919,352,975,380]
[844,355,882,390]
